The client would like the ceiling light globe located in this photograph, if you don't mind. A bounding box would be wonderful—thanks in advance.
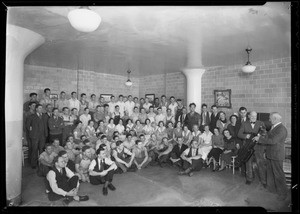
[242,65,256,73]
[68,8,101,32]
[125,80,133,86]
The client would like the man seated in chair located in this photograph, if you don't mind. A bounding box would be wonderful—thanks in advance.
[170,137,188,168]
[178,140,203,177]
[46,156,89,205]
[112,140,136,173]
[89,147,117,196]
[38,144,57,177]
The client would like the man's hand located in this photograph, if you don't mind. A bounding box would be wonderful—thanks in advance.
[224,150,230,154]
[246,134,251,139]
[66,189,77,197]
[236,144,240,150]
[252,136,260,142]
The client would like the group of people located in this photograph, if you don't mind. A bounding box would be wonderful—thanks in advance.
[23,88,289,204]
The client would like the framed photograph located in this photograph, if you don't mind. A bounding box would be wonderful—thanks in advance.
[145,94,155,104]
[49,94,58,100]
[100,94,113,103]
[214,89,232,108]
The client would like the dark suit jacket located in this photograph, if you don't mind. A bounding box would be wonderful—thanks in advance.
[178,113,188,127]
[200,111,211,126]
[236,116,249,136]
[171,144,188,158]
[258,123,287,161]
[238,120,266,152]
[26,113,48,139]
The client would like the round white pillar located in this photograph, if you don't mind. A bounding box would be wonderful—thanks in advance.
[6,24,45,206]
[182,68,206,113]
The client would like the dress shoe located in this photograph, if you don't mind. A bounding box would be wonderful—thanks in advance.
[245,180,252,185]
[103,187,108,196]
[78,195,89,201]
[62,197,73,206]
[108,183,116,191]
[188,172,194,177]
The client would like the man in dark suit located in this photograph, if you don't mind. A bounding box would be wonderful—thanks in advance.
[253,112,289,201]
[238,111,266,186]
[200,103,211,132]
[26,104,48,169]
[170,136,188,168]
[177,107,188,128]
[45,104,53,143]
[186,103,201,131]
[209,105,219,133]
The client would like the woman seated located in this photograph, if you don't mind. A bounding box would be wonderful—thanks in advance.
[126,119,134,131]
[173,121,183,141]
[106,118,116,141]
[115,119,125,135]
[134,120,144,137]
[96,120,107,135]
[132,139,152,170]
[218,129,238,172]
[166,121,174,140]
[157,137,174,167]
[198,125,213,165]
[151,121,158,133]
[143,119,154,137]
[85,120,97,143]
[156,121,168,142]
[191,124,202,143]
[207,127,224,171]
[112,141,136,173]
[182,125,192,146]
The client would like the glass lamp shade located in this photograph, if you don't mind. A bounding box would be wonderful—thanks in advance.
[125,80,133,86]
[242,65,256,73]
[68,8,101,32]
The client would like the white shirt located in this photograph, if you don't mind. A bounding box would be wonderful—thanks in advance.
[168,102,178,116]
[47,167,79,196]
[143,103,152,113]
[183,147,198,157]
[116,101,126,117]
[200,131,213,144]
[155,114,166,125]
[89,157,117,172]
[68,98,80,111]
[108,102,116,114]
[125,101,135,116]
[116,124,125,134]
[79,114,91,127]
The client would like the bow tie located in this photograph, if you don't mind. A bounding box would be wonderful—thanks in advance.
[251,122,255,124]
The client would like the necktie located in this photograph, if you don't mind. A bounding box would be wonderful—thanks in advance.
[251,122,255,124]
[39,113,42,119]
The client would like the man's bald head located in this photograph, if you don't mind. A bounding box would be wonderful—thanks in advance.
[270,112,282,125]
[249,111,257,122]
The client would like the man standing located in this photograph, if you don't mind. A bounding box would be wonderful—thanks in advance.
[253,112,289,201]
[89,147,117,196]
[40,88,53,112]
[209,105,219,133]
[186,103,201,132]
[26,104,48,169]
[46,156,89,205]
[48,108,64,145]
[174,99,184,127]
[108,95,117,115]
[23,92,39,113]
[238,111,267,186]
[24,102,36,152]
[69,92,80,113]
[116,95,126,117]
[200,103,211,132]
[56,91,69,112]
[177,107,188,128]
[125,95,135,117]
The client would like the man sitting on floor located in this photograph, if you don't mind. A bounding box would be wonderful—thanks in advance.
[170,136,188,168]
[178,140,203,177]
[75,145,93,183]
[58,150,76,173]
[89,147,117,196]
[157,137,174,167]
[38,143,57,177]
[112,140,136,173]
[46,156,89,205]
[52,139,64,155]
[133,140,152,169]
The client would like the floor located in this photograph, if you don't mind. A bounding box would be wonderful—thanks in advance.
[20,162,291,211]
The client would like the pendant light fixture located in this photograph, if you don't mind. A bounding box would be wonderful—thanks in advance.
[242,46,256,73]
[125,69,133,87]
[68,6,101,32]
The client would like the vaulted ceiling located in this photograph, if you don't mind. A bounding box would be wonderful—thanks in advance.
[7,3,291,77]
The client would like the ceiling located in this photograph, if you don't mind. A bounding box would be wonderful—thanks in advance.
[7,3,291,77]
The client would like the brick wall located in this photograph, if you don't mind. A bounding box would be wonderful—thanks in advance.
[23,64,139,101]
[139,57,291,137]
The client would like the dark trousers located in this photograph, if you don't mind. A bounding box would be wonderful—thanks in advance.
[89,169,115,185]
[37,164,51,177]
[115,158,136,172]
[48,176,79,201]
[245,150,267,184]
[29,136,46,167]
[158,154,171,164]
[49,133,63,146]
[170,152,183,167]
[267,159,288,196]
[182,158,203,171]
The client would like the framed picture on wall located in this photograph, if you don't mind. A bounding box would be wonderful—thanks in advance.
[100,94,113,103]
[214,89,232,108]
[49,94,58,100]
[145,94,155,104]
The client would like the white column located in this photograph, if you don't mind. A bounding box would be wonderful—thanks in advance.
[182,68,205,113]
[6,24,45,205]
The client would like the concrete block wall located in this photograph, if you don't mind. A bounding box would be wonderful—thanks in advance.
[23,65,139,102]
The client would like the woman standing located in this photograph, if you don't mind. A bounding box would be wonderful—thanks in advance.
[216,111,230,134]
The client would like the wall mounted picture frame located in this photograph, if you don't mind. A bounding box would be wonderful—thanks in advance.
[49,94,58,100]
[145,94,155,104]
[214,89,232,108]
[100,94,113,103]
